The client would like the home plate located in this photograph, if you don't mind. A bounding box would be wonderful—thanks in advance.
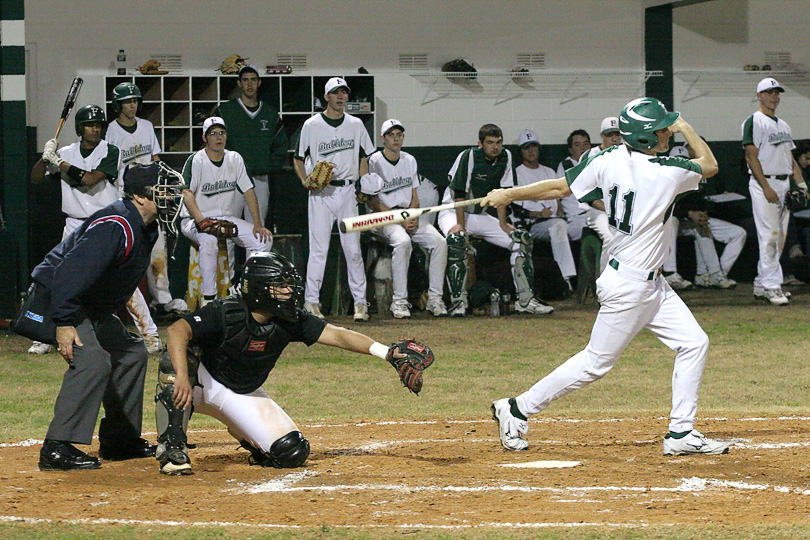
[499,460,581,469]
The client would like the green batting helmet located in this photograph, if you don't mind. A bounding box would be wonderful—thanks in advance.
[74,104,107,136]
[618,97,679,151]
[111,82,142,114]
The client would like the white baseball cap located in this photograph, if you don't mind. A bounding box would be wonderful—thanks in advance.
[203,116,227,136]
[237,64,260,78]
[757,77,784,93]
[668,145,689,158]
[359,172,383,196]
[325,77,350,94]
[380,119,405,137]
[517,129,540,147]
[600,117,620,134]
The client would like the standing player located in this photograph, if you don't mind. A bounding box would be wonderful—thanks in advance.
[437,124,553,317]
[294,77,375,321]
[361,119,448,318]
[179,117,272,306]
[154,252,428,475]
[105,82,190,321]
[743,77,808,305]
[217,64,288,232]
[487,98,729,456]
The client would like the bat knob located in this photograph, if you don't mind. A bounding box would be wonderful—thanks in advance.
[338,221,347,233]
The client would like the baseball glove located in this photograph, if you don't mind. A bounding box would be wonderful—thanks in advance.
[196,218,238,239]
[137,59,169,75]
[304,161,335,191]
[387,340,435,395]
[217,54,247,74]
[785,189,809,212]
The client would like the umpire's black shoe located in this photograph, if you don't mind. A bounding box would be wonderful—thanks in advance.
[39,440,101,471]
[99,437,157,461]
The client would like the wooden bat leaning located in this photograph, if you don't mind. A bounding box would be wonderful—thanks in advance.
[54,77,83,139]
[340,197,485,233]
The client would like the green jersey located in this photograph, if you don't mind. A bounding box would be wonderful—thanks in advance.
[447,147,514,214]
[217,98,288,177]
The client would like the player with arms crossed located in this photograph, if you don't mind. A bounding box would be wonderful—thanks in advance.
[154,251,433,475]
[361,119,448,318]
[487,98,729,456]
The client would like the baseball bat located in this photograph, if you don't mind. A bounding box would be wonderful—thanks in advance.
[54,77,83,139]
[340,197,485,233]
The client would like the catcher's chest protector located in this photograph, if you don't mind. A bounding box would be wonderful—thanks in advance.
[202,298,290,394]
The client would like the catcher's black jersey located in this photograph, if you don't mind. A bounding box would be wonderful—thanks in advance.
[184,296,326,394]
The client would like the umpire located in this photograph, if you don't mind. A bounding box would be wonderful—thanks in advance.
[32,163,183,470]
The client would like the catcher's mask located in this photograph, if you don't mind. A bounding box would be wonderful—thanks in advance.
[241,252,304,322]
[123,162,186,258]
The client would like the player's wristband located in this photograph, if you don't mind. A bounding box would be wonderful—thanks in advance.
[369,342,389,359]
[66,165,86,185]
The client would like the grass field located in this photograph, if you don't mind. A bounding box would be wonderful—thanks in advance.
[1,285,809,539]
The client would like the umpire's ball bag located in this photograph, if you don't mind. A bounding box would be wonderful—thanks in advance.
[11,282,56,345]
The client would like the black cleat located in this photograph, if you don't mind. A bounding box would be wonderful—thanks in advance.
[39,440,101,471]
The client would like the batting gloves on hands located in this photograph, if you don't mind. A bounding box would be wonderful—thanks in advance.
[42,138,64,168]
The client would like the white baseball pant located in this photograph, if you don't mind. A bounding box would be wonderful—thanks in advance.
[372,221,447,304]
[749,176,790,289]
[193,363,297,453]
[305,184,367,306]
[679,218,747,276]
[528,218,577,279]
[181,217,272,297]
[516,264,709,433]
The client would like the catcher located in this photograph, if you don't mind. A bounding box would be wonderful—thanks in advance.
[155,251,434,475]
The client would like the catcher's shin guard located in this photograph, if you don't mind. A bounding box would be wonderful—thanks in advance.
[154,350,196,475]
[511,229,536,304]
[241,431,310,468]
[445,232,469,309]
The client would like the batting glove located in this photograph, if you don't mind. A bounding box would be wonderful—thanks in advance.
[42,138,64,167]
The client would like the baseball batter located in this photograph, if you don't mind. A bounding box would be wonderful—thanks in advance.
[293,77,375,321]
[488,98,729,456]
[180,117,272,305]
[437,124,553,317]
[154,252,419,475]
[105,82,189,321]
[742,77,808,305]
[361,119,448,318]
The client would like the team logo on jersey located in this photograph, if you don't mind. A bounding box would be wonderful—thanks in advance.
[201,180,239,196]
[768,132,793,146]
[248,340,267,352]
[260,120,270,131]
[319,138,355,158]
[381,175,413,193]
[120,144,152,164]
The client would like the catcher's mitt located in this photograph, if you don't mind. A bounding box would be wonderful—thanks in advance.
[218,54,247,74]
[387,340,435,395]
[196,218,238,239]
[785,189,809,212]
[304,161,335,191]
[137,59,169,75]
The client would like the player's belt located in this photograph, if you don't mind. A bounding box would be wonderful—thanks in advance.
[766,174,789,180]
[330,179,352,186]
[608,258,661,281]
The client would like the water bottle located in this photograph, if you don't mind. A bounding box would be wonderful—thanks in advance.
[489,288,501,317]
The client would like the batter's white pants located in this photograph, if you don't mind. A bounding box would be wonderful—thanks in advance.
[305,185,366,305]
[528,218,577,279]
[244,174,270,229]
[437,210,523,291]
[64,217,158,339]
[586,208,612,273]
[181,217,272,297]
[749,177,790,289]
[516,264,709,433]
[372,221,447,303]
[193,364,298,453]
[679,218,747,276]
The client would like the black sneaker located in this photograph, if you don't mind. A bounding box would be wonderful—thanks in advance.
[39,440,101,471]
[99,437,157,460]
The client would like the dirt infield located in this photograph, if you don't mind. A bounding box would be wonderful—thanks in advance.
[2,416,809,531]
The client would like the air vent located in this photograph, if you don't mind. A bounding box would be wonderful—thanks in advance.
[516,53,545,69]
[277,54,307,71]
[149,54,182,72]
[399,53,429,70]
[764,51,791,66]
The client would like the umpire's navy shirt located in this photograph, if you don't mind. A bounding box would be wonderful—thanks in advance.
[32,199,158,326]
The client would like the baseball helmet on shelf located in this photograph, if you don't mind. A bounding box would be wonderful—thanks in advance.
[618,97,680,151]
[241,252,304,322]
[74,104,107,136]
[111,82,143,113]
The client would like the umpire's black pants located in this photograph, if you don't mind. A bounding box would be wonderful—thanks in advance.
[45,315,148,446]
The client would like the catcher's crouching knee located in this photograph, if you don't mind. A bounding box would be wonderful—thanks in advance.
[243,431,310,468]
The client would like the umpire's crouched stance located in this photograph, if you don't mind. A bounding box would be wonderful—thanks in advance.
[156,252,433,475]
[19,163,185,470]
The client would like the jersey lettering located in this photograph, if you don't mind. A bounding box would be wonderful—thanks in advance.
[607,184,636,235]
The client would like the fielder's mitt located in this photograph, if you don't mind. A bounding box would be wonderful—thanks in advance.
[387,340,435,395]
[137,59,169,75]
[196,218,238,239]
[786,189,809,212]
[218,54,247,74]
[304,161,335,191]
